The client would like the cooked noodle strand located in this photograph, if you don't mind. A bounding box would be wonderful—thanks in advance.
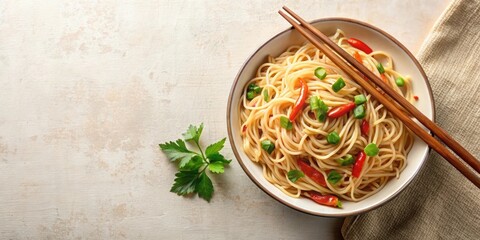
[240,29,414,202]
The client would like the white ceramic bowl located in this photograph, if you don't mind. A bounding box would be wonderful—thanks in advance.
[226,18,435,217]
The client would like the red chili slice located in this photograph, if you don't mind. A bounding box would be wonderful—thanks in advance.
[307,191,342,208]
[352,151,367,178]
[289,78,309,121]
[327,102,356,118]
[347,38,373,54]
[297,160,327,187]
[361,120,369,136]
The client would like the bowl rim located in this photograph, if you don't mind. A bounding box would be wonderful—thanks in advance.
[226,17,436,217]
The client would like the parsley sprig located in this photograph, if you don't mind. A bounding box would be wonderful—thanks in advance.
[159,123,231,202]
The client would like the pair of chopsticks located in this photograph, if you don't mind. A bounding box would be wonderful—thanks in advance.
[279,6,480,188]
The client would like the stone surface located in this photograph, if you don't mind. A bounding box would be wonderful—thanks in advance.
[0,0,450,239]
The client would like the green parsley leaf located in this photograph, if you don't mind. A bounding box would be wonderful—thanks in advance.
[280,116,293,130]
[327,170,342,184]
[261,140,275,154]
[208,162,225,174]
[196,172,214,202]
[170,171,198,195]
[159,139,198,168]
[180,155,204,171]
[208,153,231,174]
[205,138,226,157]
[208,153,232,165]
[287,170,304,182]
[182,123,204,143]
[160,124,230,202]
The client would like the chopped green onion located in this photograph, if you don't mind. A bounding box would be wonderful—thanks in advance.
[354,94,367,105]
[326,131,340,145]
[364,143,379,156]
[395,77,405,87]
[317,100,329,122]
[332,78,346,92]
[327,170,342,184]
[246,91,255,100]
[246,83,263,100]
[315,67,327,80]
[287,170,304,182]
[310,96,320,110]
[336,154,354,166]
[280,116,293,130]
[263,89,269,102]
[318,111,327,122]
[353,105,366,119]
[310,96,329,122]
[376,63,385,74]
[261,140,275,154]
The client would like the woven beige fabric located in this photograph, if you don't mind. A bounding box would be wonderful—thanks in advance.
[341,0,480,239]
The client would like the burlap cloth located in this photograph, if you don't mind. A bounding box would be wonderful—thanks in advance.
[341,0,480,239]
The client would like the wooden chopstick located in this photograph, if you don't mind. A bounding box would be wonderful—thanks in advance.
[282,6,480,173]
[278,7,480,188]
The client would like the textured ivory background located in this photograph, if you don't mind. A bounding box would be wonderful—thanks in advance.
[0,0,450,239]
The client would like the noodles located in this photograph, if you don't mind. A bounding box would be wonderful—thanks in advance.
[239,29,415,203]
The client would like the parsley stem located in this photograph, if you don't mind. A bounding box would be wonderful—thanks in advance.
[196,164,209,178]
[194,140,209,164]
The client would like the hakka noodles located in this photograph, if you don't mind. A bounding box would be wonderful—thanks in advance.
[240,29,415,208]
